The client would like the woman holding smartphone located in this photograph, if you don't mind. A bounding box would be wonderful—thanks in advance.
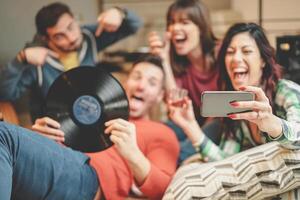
[168,22,300,162]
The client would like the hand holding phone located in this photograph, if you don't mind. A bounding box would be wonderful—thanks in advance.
[201,91,254,117]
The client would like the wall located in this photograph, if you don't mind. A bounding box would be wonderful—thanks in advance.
[231,0,300,46]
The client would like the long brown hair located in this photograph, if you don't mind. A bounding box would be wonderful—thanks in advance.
[167,0,217,76]
[217,23,282,137]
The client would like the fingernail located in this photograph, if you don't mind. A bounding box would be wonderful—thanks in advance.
[229,101,238,107]
[227,114,237,118]
[239,86,246,91]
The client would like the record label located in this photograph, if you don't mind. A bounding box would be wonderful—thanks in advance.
[73,95,101,125]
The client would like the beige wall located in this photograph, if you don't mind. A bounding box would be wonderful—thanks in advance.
[231,0,300,46]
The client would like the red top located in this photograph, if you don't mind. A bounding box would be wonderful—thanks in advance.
[86,119,179,200]
[176,66,219,123]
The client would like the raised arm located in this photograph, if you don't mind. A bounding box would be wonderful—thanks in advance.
[85,8,142,51]
[0,45,59,101]
[148,31,177,90]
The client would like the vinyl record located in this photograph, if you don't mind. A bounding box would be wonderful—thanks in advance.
[45,66,129,152]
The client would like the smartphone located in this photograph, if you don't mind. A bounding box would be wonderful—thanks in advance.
[201,91,255,117]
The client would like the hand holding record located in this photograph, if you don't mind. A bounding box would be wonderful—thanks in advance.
[46,66,129,152]
[104,118,139,161]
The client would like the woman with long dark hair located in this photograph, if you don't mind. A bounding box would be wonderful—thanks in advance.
[168,22,300,161]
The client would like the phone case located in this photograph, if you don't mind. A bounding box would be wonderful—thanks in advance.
[201,91,254,117]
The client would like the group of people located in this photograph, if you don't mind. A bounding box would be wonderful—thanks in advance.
[0,0,300,200]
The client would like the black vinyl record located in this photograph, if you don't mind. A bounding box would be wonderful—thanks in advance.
[45,66,129,152]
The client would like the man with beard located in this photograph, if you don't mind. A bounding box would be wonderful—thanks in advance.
[0,2,142,121]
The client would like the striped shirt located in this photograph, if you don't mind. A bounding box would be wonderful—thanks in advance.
[196,79,300,161]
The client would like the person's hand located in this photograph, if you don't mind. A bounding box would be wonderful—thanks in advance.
[104,118,140,161]
[105,118,151,186]
[148,31,171,62]
[95,8,125,37]
[168,96,196,130]
[24,47,59,66]
[168,97,203,145]
[228,86,282,137]
[31,117,65,142]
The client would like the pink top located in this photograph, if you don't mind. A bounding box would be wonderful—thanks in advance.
[87,119,179,200]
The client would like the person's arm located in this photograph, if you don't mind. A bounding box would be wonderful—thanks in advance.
[104,119,150,185]
[84,8,142,52]
[168,97,238,161]
[137,123,179,199]
[266,80,300,147]
[104,119,179,199]
[148,31,177,90]
[0,57,35,101]
[225,81,300,150]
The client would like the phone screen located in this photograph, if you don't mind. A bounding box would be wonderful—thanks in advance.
[201,91,254,117]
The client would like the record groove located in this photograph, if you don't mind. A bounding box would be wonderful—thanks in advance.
[46,66,129,152]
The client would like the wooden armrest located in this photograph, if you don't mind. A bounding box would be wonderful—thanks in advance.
[0,101,19,125]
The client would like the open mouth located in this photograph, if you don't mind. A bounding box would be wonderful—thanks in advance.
[233,69,248,80]
[173,34,187,45]
[129,95,145,111]
[131,95,145,103]
[131,95,144,102]
[234,72,247,78]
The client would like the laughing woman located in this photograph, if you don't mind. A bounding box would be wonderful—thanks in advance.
[164,22,300,200]
[148,0,219,126]
[148,0,220,163]
[168,22,300,161]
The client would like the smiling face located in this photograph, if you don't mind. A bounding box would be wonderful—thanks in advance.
[225,32,265,90]
[125,62,164,119]
[168,10,201,56]
[46,13,83,53]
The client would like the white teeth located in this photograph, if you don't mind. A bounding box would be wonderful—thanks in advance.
[233,70,246,73]
[233,68,247,73]
[234,72,247,79]
[175,35,185,40]
[173,34,186,42]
